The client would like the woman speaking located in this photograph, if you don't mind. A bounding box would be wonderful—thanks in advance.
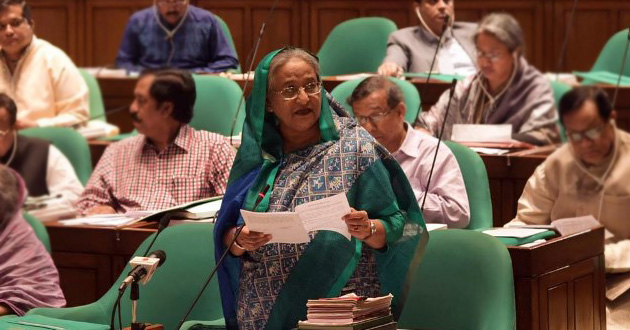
[214,47,427,330]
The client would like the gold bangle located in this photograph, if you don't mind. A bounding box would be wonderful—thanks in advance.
[362,221,377,240]
[233,240,246,251]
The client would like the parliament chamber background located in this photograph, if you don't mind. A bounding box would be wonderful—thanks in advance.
[11,1,630,329]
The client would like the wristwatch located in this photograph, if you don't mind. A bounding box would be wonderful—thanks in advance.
[363,221,377,240]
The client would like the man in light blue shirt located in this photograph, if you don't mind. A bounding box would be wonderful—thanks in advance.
[116,0,238,73]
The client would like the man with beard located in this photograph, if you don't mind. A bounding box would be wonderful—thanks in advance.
[75,69,235,215]
[115,0,238,73]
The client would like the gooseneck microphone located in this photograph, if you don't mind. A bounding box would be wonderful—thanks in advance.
[229,0,281,145]
[555,0,579,80]
[612,27,630,109]
[420,79,457,212]
[175,184,271,329]
[417,15,450,122]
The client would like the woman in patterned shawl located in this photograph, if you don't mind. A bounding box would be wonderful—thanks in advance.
[0,165,65,316]
[214,47,427,330]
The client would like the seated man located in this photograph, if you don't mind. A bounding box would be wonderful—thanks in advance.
[0,165,65,316]
[379,0,476,77]
[76,69,235,215]
[511,86,630,329]
[115,0,238,73]
[0,0,89,128]
[349,76,470,228]
[0,93,83,206]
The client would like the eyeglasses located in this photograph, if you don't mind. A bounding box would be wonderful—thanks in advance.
[567,122,608,143]
[355,109,393,126]
[156,0,187,6]
[275,81,321,101]
[0,18,26,31]
[476,50,504,62]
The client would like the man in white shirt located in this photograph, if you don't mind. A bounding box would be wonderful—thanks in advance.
[0,93,83,206]
[348,76,470,228]
[379,0,477,77]
[0,0,89,129]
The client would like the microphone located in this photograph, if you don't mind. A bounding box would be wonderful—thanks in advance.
[420,79,457,212]
[175,184,271,329]
[83,104,130,123]
[416,14,450,123]
[555,0,579,80]
[229,0,281,145]
[612,26,630,109]
[118,250,167,291]
[141,213,172,257]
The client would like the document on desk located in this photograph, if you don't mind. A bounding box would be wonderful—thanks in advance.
[240,193,352,244]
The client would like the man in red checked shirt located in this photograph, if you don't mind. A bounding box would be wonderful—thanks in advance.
[75,68,235,215]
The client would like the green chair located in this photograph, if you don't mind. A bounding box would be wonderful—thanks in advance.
[215,15,242,73]
[27,223,224,330]
[583,28,630,85]
[78,69,106,122]
[399,229,516,330]
[443,141,493,230]
[20,127,92,185]
[550,80,572,142]
[23,212,51,253]
[317,17,397,76]
[330,77,421,123]
[191,74,246,136]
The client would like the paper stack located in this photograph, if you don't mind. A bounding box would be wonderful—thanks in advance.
[298,294,396,330]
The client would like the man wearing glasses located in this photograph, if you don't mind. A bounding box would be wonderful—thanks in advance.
[116,0,238,73]
[348,76,470,228]
[0,0,89,129]
[511,86,630,329]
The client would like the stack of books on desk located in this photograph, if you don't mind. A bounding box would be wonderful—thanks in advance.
[298,294,396,330]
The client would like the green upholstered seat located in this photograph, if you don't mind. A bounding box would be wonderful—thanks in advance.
[399,229,516,330]
[317,17,397,76]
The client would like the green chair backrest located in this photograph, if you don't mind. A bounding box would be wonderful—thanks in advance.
[23,212,51,253]
[78,69,106,122]
[317,17,397,76]
[399,229,515,330]
[550,80,572,142]
[191,75,246,136]
[330,77,421,123]
[27,223,224,330]
[215,15,242,73]
[20,127,92,185]
[443,141,493,230]
[587,28,630,81]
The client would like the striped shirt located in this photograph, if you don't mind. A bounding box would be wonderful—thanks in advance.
[76,125,235,213]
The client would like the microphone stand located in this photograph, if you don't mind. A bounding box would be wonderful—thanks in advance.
[612,27,630,108]
[420,79,457,212]
[416,15,450,124]
[130,282,144,330]
[555,0,579,81]
[174,185,270,329]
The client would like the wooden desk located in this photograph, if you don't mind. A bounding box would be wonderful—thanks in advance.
[508,226,606,330]
[44,222,606,330]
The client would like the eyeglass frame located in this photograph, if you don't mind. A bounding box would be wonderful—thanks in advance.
[566,120,610,143]
[0,17,28,32]
[476,49,506,63]
[273,81,322,101]
[355,108,394,126]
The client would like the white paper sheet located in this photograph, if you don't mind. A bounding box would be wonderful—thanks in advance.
[426,223,447,231]
[295,193,351,240]
[452,124,512,143]
[483,228,548,238]
[240,210,310,244]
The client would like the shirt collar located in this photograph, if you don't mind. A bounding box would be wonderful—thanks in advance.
[395,122,423,158]
[143,124,193,153]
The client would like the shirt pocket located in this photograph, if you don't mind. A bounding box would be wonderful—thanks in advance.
[171,176,208,205]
